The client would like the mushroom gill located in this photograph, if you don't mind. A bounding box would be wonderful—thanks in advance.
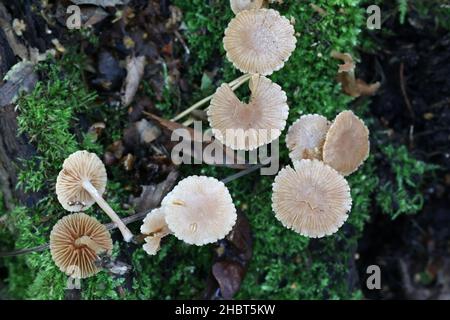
[50,213,113,279]
[271,159,352,238]
[207,74,289,151]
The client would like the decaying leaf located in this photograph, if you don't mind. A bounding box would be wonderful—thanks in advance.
[132,170,179,213]
[92,51,125,91]
[204,212,253,299]
[331,50,380,97]
[145,112,248,169]
[1,61,38,106]
[121,56,146,107]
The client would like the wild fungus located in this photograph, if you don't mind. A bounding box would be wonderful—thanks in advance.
[285,114,330,161]
[207,74,289,150]
[56,150,134,242]
[271,159,352,238]
[323,110,370,176]
[50,212,113,279]
[161,176,237,246]
[140,208,171,255]
[223,8,297,75]
[230,0,264,14]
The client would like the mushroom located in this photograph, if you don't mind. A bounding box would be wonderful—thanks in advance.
[207,74,289,150]
[285,114,330,161]
[50,212,113,279]
[223,8,297,75]
[56,150,134,242]
[322,110,370,176]
[230,0,264,14]
[271,159,352,238]
[161,176,237,246]
[140,208,171,255]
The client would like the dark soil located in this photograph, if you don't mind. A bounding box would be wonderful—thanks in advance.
[357,8,450,299]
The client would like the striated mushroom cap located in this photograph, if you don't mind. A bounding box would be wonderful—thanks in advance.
[272,159,352,238]
[323,110,370,176]
[50,213,113,279]
[223,9,297,75]
[207,75,289,151]
[140,208,171,255]
[286,114,330,161]
[56,150,107,212]
[161,176,237,246]
[230,0,264,14]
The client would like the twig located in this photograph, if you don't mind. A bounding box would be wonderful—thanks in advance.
[399,63,415,120]
[0,210,151,258]
[0,243,49,257]
[220,163,266,184]
[174,29,190,56]
[171,74,252,122]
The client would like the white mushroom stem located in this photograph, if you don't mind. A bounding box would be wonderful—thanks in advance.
[172,73,252,122]
[82,180,134,242]
[75,235,103,254]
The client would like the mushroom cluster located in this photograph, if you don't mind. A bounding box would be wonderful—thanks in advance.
[207,5,297,151]
[274,110,370,238]
[49,150,135,280]
[140,175,237,255]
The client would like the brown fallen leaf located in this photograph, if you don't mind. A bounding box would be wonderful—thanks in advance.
[121,56,146,107]
[131,170,179,213]
[144,112,248,169]
[204,212,253,300]
[212,262,245,300]
[331,50,380,97]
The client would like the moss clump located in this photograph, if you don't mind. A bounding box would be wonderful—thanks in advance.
[173,0,375,299]
[2,54,127,299]
[375,145,437,219]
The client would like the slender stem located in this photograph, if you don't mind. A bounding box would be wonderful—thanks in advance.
[171,74,252,122]
[82,180,134,242]
[75,236,103,254]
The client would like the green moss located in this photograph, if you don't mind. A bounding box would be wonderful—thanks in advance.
[375,145,437,219]
[3,53,128,299]
[170,0,376,299]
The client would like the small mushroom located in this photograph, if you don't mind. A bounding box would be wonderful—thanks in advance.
[271,159,352,238]
[322,110,370,176]
[230,0,264,14]
[161,176,237,246]
[140,208,171,255]
[285,114,330,161]
[56,151,134,242]
[50,213,113,279]
[207,74,289,150]
[223,8,297,75]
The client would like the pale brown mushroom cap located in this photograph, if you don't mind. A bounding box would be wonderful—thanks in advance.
[141,208,171,255]
[230,0,264,14]
[272,159,352,238]
[323,110,370,176]
[56,150,107,212]
[285,114,330,161]
[207,75,289,150]
[161,176,237,246]
[50,212,113,279]
[223,9,297,75]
